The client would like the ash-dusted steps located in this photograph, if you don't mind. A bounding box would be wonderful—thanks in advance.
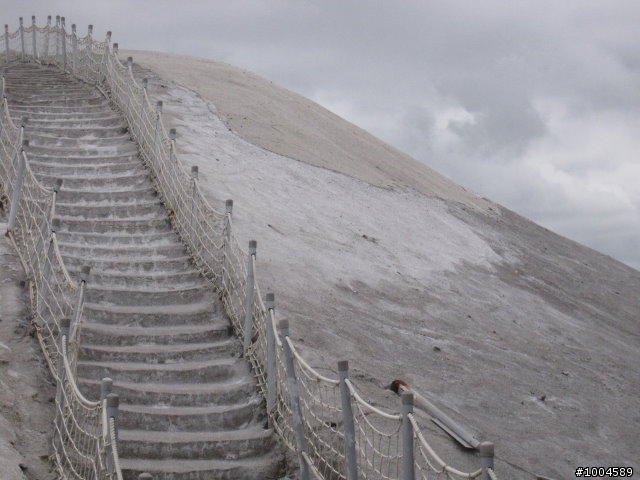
[3,62,284,480]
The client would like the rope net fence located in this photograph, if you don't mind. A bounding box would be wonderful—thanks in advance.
[2,18,498,480]
[1,20,124,480]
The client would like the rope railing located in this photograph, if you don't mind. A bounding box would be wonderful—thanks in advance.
[2,17,498,480]
[1,19,124,479]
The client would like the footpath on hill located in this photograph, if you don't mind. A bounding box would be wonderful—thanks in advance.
[0,212,56,480]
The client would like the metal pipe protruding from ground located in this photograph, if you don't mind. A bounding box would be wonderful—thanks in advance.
[479,442,494,480]
[390,379,480,450]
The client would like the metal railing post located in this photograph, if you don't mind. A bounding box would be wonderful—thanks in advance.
[222,199,233,290]
[279,319,310,480]
[106,393,119,441]
[243,240,257,350]
[479,442,495,480]
[54,317,71,451]
[169,128,177,163]
[60,17,67,70]
[101,377,114,475]
[101,377,113,402]
[50,178,63,221]
[190,166,199,233]
[106,392,119,476]
[44,16,51,60]
[19,17,25,60]
[401,393,415,480]
[4,25,9,63]
[71,24,77,73]
[266,293,277,418]
[31,16,37,59]
[6,140,28,233]
[153,99,162,161]
[37,226,57,317]
[55,16,60,62]
[338,361,359,480]
[70,265,91,342]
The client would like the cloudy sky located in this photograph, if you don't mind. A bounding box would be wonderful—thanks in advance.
[4,1,640,269]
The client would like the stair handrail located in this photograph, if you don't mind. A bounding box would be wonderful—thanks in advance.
[3,17,498,480]
[1,26,124,479]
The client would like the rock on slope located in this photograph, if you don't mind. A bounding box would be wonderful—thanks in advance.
[123,50,639,480]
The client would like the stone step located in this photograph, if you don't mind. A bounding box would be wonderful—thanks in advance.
[63,249,193,275]
[80,301,217,327]
[55,200,166,220]
[76,357,246,384]
[26,115,127,128]
[9,95,109,107]
[25,142,140,158]
[39,171,152,191]
[79,377,259,407]
[9,107,123,121]
[56,238,186,261]
[29,124,129,138]
[7,102,112,114]
[84,282,211,306]
[119,454,284,480]
[79,339,239,363]
[118,399,264,432]
[56,185,159,203]
[78,269,204,289]
[55,216,171,235]
[26,132,133,148]
[79,322,232,346]
[29,159,144,177]
[117,427,274,460]
[27,152,140,166]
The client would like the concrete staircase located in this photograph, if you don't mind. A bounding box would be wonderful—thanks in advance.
[3,62,284,480]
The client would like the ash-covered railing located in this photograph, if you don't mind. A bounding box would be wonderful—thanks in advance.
[2,16,498,480]
[1,18,124,480]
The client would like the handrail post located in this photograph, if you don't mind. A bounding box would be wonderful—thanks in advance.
[19,17,25,60]
[401,393,415,480]
[112,42,118,57]
[50,178,63,221]
[189,166,199,234]
[31,16,37,59]
[479,442,495,480]
[54,317,71,452]
[338,361,359,480]
[70,265,91,342]
[60,17,67,70]
[266,293,277,418]
[44,16,51,60]
[153,99,162,161]
[222,199,233,291]
[55,16,60,62]
[243,240,257,350]
[169,128,177,163]
[71,24,77,73]
[37,224,57,317]
[279,319,310,480]
[101,377,113,474]
[6,141,28,233]
[106,392,120,476]
[4,25,9,63]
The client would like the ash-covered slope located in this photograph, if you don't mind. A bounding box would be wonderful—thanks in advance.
[124,50,639,480]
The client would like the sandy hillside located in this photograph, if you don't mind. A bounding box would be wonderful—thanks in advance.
[121,50,640,480]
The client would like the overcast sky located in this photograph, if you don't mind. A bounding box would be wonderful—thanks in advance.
[4,1,640,269]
